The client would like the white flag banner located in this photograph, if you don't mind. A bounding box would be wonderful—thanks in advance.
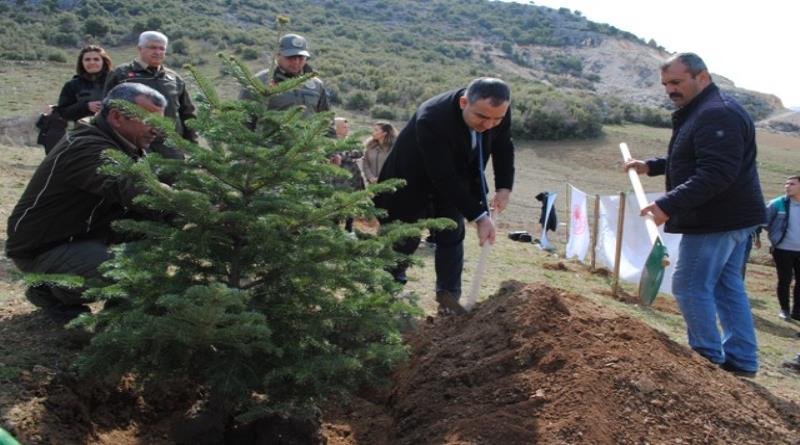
[565,185,589,262]
[539,192,557,250]
[595,192,682,296]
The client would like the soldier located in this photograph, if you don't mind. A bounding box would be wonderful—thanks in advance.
[104,31,196,159]
[239,33,329,115]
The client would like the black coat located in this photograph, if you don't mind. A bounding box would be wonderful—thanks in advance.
[57,73,107,122]
[646,84,766,233]
[7,116,146,259]
[535,192,557,232]
[376,88,515,221]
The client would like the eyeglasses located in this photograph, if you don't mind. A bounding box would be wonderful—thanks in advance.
[143,45,166,51]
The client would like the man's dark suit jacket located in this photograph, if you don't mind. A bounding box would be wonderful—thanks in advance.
[377,88,515,222]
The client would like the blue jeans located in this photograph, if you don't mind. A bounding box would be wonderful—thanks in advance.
[672,227,758,372]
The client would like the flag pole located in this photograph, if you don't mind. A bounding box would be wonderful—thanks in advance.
[612,192,626,296]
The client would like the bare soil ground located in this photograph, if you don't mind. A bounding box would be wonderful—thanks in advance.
[4,282,799,444]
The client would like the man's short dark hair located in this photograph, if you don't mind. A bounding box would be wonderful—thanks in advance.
[787,175,800,182]
[661,53,709,78]
[100,83,167,118]
[466,78,510,106]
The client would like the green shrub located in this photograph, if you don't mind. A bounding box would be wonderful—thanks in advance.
[512,90,603,139]
[46,50,68,63]
[241,47,259,60]
[171,39,190,55]
[84,17,110,37]
[370,105,396,120]
[345,91,373,111]
[47,31,78,46]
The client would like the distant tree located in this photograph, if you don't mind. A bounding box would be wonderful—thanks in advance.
[345,91,373,111]
[146,16,163,30]
[84,17,110,38]
[171,39,189,55]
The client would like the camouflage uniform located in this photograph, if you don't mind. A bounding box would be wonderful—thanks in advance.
[104,60,197,157]
[239,65,329,116]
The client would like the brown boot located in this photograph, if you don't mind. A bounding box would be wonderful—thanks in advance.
[435,291,467,316]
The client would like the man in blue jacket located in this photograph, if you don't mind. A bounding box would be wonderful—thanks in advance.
[625,53,766,377]
[764,175,800,321]
[376,78,515,315]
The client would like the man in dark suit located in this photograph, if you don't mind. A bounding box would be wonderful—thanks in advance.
[376,78,515,314]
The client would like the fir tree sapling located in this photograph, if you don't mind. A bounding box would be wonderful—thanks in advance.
[76,54,453,422]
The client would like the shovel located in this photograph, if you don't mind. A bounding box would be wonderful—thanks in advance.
[619,143,669,305]
[463,212,494,311]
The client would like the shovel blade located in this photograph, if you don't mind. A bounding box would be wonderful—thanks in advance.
[638,238,667,306]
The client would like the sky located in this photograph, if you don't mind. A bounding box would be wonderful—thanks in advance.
[505,0,800,108]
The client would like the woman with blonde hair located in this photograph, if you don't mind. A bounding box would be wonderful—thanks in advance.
[362,121,397,184]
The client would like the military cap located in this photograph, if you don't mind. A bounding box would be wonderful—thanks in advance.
[278,34,310,57]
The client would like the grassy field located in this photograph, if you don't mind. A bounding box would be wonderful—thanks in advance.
[1,58,799,407]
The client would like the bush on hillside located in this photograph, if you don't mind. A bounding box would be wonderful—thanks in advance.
[345,91,374,111]
[512,89,604,139]
[46,50,69,63]
[84,17,110,38]
[370,105,396,120]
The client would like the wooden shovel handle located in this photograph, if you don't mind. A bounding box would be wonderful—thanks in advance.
[619,143,660,245]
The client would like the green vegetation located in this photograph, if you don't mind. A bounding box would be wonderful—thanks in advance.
[0,0,780,139]
[0,365,23,382]
[0,0,674,140]
[71,58,452,427]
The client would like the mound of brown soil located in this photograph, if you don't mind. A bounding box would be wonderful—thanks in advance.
[384,281,799,444]
[3,282,799,444]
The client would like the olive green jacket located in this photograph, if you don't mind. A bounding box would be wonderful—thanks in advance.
[239,65,329,116]
[104,59,197,142]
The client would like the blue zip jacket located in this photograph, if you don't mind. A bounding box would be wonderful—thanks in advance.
[765,196,790,247]
[645,84,766,234]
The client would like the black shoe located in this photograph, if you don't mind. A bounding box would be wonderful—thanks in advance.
[25,286,60,309]
[435,291,467,316]
[720,361,757,378]
[44,304,91,324]
[791,312,800,322]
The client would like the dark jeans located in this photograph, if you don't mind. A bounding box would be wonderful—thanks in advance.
[384,202,466,299]
[772,247,800,315]
[12,239,111,307]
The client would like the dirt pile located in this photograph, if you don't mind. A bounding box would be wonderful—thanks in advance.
[3,282,799,444]
[381,281,799,444]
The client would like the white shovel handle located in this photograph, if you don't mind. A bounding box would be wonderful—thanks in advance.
[619,143,660,245]
[464,212,494,311]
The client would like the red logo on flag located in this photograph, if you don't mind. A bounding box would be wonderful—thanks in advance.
[572,204,587,235]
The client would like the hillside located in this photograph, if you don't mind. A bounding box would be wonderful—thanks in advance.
[0,0,787,138]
